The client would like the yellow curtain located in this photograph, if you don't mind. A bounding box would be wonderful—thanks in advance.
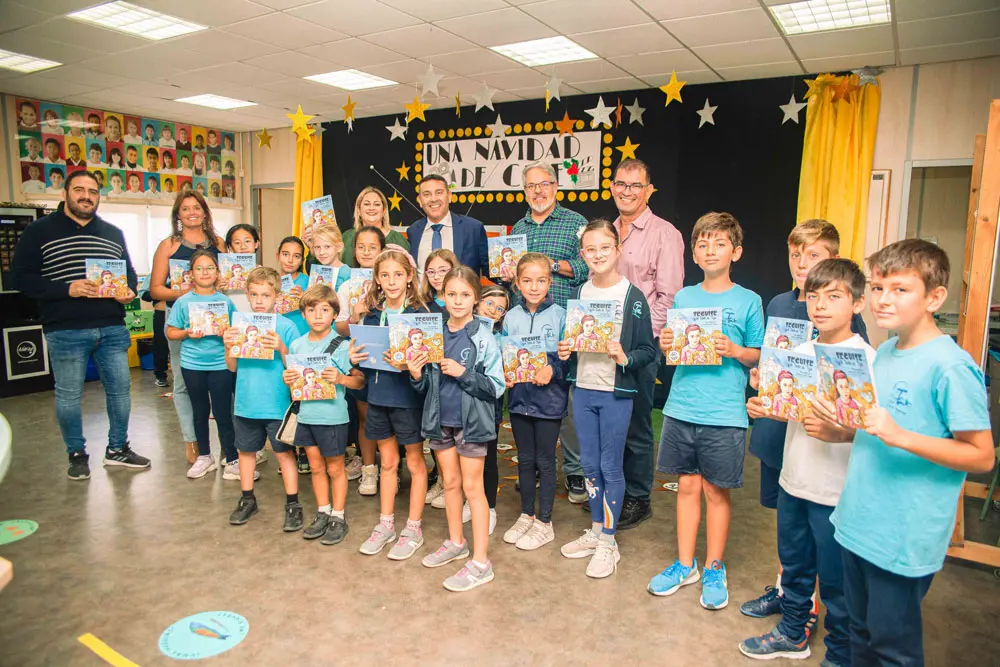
[796,73,881,264]
[292,132,323,238]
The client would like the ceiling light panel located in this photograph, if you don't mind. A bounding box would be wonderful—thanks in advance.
[175,94,256,110]
[0,49,61,73]
[490,36,598,67]
[68,2,207,41]
[769,0,891,35]
[304,69,398,90]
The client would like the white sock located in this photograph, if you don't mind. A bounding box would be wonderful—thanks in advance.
[329,508,344,519]
[470,559,489,568]
[591,522,602,535]
[776,571,784,597]
[599,532,615,545]
[318,504,331,514]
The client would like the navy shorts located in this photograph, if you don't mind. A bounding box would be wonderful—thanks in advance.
[759,460,781,509]
[234,416,291,454]
[293,422,349,458]
[365,404,423,445]
[656,415,747,489]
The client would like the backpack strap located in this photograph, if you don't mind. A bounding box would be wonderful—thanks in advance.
[324,334,347,355]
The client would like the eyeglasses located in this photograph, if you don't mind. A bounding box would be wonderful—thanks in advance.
[192,266,217,273]
[524,181,555,192]
[581,244,616,259]
[611,181,649,193]
[425,268,451,278]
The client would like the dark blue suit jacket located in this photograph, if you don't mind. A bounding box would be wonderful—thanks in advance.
[408,213,489,276]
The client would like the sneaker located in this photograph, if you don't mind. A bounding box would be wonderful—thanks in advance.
[283,502,304,532]
[154,377,169,388]
[560,527,601,559]
[297,449,310,475]
[617,497,651,531]
[359,523,397,555]
[320,516,349,545]
[805,596,820,638]
[648,558,700,596]
[302,512,331,540]
[738,628,810,661]
[421,539,470,568]
[566,474,587,504]
[425,477,444,505]
[516,520,554,551]
[229,496,258,525]
[741,586,782,618]
[387,528,424,561]
[503,514,535,544]
[431,491,447,509]
[586,540,620,578]
[187,455,217,479]
[462,501,471,523]
[443,559,495,592]
[359,464,378,496]
[222,460,259,481]
[701,560,729,610]
[255,450,267,466]
[102,445,151,469]
[67,452,90,480]
[345,455,363,481]
[489,508,497,536]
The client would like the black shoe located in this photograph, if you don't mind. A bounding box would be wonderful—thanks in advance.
[297,448,310,475]
[103,445,151,469]
[284,502,304,532]
[303,511,331,540]
[320,516,349,545]
[617,497,652,531]
[566,474,587,504]
[229,496,258,525]
[154,377,169,388]
[68,452,90,480]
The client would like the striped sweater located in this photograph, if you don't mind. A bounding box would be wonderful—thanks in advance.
[11,203,137,331]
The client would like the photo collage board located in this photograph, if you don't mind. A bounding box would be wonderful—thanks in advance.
[14,97,240,205]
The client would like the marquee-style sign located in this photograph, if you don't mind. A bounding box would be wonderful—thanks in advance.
[696,99,717,128]
[256,127,272,148]
[659,70,685,107]
[404,95,430,123]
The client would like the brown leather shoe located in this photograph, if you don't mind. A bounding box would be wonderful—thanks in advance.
[185,441,198,464]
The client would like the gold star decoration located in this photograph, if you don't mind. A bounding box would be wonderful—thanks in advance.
[831,76,856,102]
[803,77,823,99]
[388,191,402,211]
[256,127,272,149]
[555,111,576,136]
[614,97,623,127]
[396,161,410,181]
[286,105,315,142]
[455,91,461,117]
[405,95,430,123]
[616,137,639,160]
[342,95,357,123]
[659,70,685,107]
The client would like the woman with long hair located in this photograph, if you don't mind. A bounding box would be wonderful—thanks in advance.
[341,187,409,266]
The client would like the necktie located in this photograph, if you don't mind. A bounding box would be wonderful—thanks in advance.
[431,223,443,251]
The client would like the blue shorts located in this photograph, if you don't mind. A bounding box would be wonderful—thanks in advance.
[656,415,747,489]
[365,404,423,446]
[759,460,781,509]
[293,422,349,458]
[234,416,292,454]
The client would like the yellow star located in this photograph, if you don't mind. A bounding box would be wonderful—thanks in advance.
[342,95,357,123]
[286,104,313,133]
[294,124,315,142]
[396,161,410,181]
[455,91,461,117]
[555,111,576,136]
[256,127,272,149]
[659,70,685,107]
[803,78,822,99]
[616,137,639,160]
[404,95,430,123]
[388,191,402,211]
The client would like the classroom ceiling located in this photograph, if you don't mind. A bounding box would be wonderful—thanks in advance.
[0,0,997,132]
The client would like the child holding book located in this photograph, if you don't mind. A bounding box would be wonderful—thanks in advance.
[276,236,309,335]
[224,267,302,529]
[557,219,656,578]
[283,284,366,546]
[421,248,459,312]
[166,250,239,479]
[308,227,351,290]
[648,212,764,609]
[501,253,568,551]
[410,266,505,591]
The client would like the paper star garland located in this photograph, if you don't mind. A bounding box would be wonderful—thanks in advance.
[386,117,408,142]
[388,191,402,211]
[256,127,272,149]
[584,96,613,128]
[616,137,639,160]
[473,83,498,113]
[286,105,314,142]
[555,111,576,136]
[614,98,623,127]
[696,99,717,128]
[659,70,685,107]
[624,98,645,126]
[419,64,444,97]
[545,74,562,112]
[404,95,430,123]
[779,94,807,125]
[396,161,410,181]
[487,114,510,140]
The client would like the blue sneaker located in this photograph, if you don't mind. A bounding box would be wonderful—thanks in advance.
[740,586,781,618]
[647,558,700,596]
[738,627,810,660]
[700,560,729,610]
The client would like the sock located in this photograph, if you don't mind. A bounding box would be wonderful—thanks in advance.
[591,522,602,535]
[241,489,254,500]
[330,508,345,519]
[776,571,784,597]
[599,532,615,545]
[470,559,489,569]
[380,514,394,531]
[286,493,299,505]
[318,504,332,514]
[405,518,422,535]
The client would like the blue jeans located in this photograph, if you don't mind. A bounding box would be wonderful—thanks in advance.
[777,489,848,666]
[573,387,633,535]
[165,306,196,442]
[44,325,132,455]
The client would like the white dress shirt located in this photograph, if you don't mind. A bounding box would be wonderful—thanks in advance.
[416,210,454,276]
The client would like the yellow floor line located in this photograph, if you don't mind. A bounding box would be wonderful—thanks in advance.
[77,633,142,667]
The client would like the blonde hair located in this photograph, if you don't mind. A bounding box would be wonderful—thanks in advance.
[312,225,344,252]
[421,248,459,303]
[353,186,390,232]
[516,251,552,278]
[246,266,280,293]
[692,211,743,248]
[788,219,840,255]
[364,249,426,314]
[299,284,340,317]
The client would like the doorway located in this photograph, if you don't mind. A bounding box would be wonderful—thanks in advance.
[251,183,294,272]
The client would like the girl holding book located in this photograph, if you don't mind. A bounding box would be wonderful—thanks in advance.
[420,249,458,312]
[276,236,309,335]
[306,227,351,289]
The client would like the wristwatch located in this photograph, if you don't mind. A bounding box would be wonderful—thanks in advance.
[551,260,560,274]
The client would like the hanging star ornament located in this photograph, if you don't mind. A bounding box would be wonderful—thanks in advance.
[388,191,402,211]
[386,117,408,142]
[555,111,576,136]
[455,91,461,117]
[286,104,315,142]
[545,74,562,112]
[779,94,807,125]
[625,98,645,126]
[614,98,623,127]
[696,99,717,128]
[256,127,272,149]
[852,66,883,87]
[342,95,357,124]
[404,94,430,123]
[615,137,639,160]
[419,64,444,97]
[584,96,613,129]
[473,83,498,113]
[803,77,823,99]
[659,70,685,107]
[396,161,410,181]
[313,122,327,136]
[487,114,510,140]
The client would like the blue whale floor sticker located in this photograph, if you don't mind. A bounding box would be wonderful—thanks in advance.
[159,611,248,660]
[0,520,38,545]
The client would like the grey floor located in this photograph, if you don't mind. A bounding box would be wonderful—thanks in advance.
[0,369,998,667]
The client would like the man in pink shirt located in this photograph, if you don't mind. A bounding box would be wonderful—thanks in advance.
[612,158,684,529]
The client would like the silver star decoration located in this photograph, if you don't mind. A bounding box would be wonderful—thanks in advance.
[852,66,883,87]
[584,96,613,129]
[486,114,509,140]
[624,98,645,126]
[418,63,444,97]
[696,98,717,128]
[313,122,326,136]
[545,74,562,103]
[779,94,807,125]
[386,116,408,142]
[473,82,498,113]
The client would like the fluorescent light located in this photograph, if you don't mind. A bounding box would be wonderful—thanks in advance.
[176,94,256,110]
[0,49,60,73]
[490,36,597,67]
[769,0,891,35]
[304,69,398,91]
[68,1,206,40]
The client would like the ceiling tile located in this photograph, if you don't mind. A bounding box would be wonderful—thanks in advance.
[480,68,548,89]
[242,51,344,78]
[365,24,475,58]
[546,58,629,82]
[223,13,347,49]
[182,63,295,87]
[81,53,185,79]
[356,102,404,118]
[30,65,139,90]
[608,49,706,77]
[212,86,312,108]
[366,58,454,84]
[787,25,894,60]
[129,0,273,27]
[504,84,556,100]
[0,32,102,64]
[570,24,681,58]
[0,3,59,33]
[6,17,149,54]
[287,0,422,36]
[520,0,653,34]
[380,0,507,22]
[123,42,227,72]
[633,0,759,21]
[894,0,1000,22]
[420,48,521,76]
[800,51,895,74]
[715,61,805,81]
[109,81,203,100]
[897,10,1000,50]
[900,37,1000,66]
[569,76,646,94]
[256,77,346,99]
[661,8,779,47]
[434,8,555,46]
[167,30,284,61]
[693,38,794,69]
[0,77,98,100]
[639,69,722,86]
[251,0,319,9]
[297,38,405,68]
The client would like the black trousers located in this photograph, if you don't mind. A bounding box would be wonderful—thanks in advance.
[181,368,236,462]
[152,309,169,380]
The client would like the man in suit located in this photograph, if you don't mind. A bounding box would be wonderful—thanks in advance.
[408,174,488,277]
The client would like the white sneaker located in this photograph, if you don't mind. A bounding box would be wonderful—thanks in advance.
[359,464,378,496]
[462,500,471,523]
[560,527,601,559]
[187,455,217,479]
[425,477,444,505]
[489,508,497,536]
[431,492,447,509]
[222,460,259,481]
[345,455,363,481]
[255,450,266,466]
[516,520,555,551]
[586,540,621,579]
[503,514,535,545]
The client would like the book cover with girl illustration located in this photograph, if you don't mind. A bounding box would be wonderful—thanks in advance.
[763,316,814,349]
[501,334,548,384]
[188,301,229,336]
[169,259,191,292]
[663,307,723,366]
[563,299,619,353]
[308,265,335,289]
[487,234,527,278]
[387,313,444,367]
[757,347,817,422]
[301,194,336,239]
[345,268,373,310]
[85,258,128,298]
[274,274,300,315]
[285,354,337,401]
[814,343,877,428]
[228,312,276,361]
[218,253,256,291]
